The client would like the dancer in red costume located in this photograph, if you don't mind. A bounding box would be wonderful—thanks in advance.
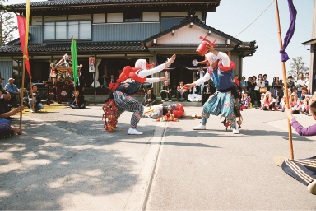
[185,36,242,133]
[104,54,176,134]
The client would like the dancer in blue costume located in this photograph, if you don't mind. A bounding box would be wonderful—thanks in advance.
[184,42,242,134]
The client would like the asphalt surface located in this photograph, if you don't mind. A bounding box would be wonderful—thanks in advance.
[0,104,315,210]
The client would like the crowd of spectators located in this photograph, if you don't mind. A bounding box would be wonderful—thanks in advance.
[237,72,312,115]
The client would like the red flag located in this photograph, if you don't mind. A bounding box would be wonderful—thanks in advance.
[16,15,31,77]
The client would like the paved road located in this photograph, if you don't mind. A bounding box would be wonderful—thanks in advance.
[0,104,315,210]
[147,108,316,210]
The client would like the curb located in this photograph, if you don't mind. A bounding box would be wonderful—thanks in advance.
[124,122,166,210]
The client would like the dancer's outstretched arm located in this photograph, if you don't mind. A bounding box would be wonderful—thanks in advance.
[184,71,212,90]
[145,72,169,83]
[137,54,176,78]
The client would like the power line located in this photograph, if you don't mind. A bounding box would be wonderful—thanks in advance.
[234,0,275,38]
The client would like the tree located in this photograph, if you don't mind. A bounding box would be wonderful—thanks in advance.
[288,57,309,81]
[0,0,17,46]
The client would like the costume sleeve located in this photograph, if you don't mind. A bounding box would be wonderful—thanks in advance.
[194,72,212,86]
[290,119,316,136]
[137,64,165,78]
[145,77,160,83]
[217,52,230,67]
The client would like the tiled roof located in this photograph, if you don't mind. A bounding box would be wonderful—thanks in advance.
[8,0,220,9]
[0,41,147,54]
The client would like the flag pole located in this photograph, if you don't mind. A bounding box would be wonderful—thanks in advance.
[19,55,26,130]
[275,0,294,160]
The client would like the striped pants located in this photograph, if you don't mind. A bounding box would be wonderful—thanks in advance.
[281,156,316,186]
[201,91,237,129]
[113,91,144,128]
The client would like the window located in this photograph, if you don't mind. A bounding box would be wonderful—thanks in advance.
[161,17,184,31]
[124,12,142,22]
[44,21,91,40]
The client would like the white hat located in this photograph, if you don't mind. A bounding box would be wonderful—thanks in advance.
[8,78,15,81]
[135,59,147,70]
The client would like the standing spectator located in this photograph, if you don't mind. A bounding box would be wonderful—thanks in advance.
[5,78,20,107]
[160,80,172,101]
[234,75,240,90]
[196,66,205,95]
[252,76,260,107]
[247,77,255,107]
[257,77,266,94]
[287,76,295,91]
[305,72,310,93]
[240,76,247,92]
[263,74,269,89]
[272,77,283,105]
[296,73,305,99]
[202,82,212,105]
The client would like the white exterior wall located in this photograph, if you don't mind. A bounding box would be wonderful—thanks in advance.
[31,16,42,26]
[157,26,226,45]
[68,14,91,21]
[143,12,159,21]
[161,12,188,17]
[93,14,106,23]
[107,13,123,22]
[44,16,67,21]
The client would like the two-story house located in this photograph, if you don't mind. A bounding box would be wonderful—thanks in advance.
[0,0,257,96]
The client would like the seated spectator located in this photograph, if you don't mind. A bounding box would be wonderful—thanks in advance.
[160,80,172,101]
[28,85,44,113]
[0,76,4,91]
[144,89,156,106]
[301,95,311,115]
[67,91,86,109]
[241,91,251,109]
[177,81,189,101]
[301,87,309,100]
[0,91,11,115]
[5,78,20,107]
[261,91,277,110]
[202,82,212,105]
[289,92,301,114]
[280,95,286,112]
[0,104,25,137]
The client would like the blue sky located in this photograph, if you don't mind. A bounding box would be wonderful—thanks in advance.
[8,0,314,82]
[207,0,314,82]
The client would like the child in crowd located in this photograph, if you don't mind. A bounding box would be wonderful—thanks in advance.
[289,93,301,114]
[302,95,311,115]
[261,91,277,111]
[280,95,286,112]
[240,91,251,109]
